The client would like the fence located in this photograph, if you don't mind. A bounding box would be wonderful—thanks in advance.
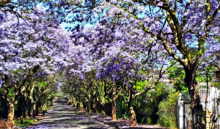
[178,93,192,129]
[178,84,220,129]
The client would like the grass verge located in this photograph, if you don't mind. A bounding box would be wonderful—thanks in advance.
[15,118,35,127]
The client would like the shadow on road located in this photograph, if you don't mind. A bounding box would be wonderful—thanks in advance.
[27,98,111,129]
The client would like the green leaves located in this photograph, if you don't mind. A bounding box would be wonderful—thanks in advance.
[138,22,142,27]
[144,28,149,32]
[158,92,179,128]
[38,81,49,88]
[8,89,15,98]
[196,50,204,56]
[25,10,30,14]
[167,62,187,92]
[135,80,146,90]
[134,15,138,19]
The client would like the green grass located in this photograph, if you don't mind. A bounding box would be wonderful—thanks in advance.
[15,119,34,127]
[45,106,52,110]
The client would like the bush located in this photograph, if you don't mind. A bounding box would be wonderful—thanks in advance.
[135,82,171,124]
[157,91,179,129]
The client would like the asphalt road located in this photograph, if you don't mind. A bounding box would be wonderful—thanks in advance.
[27,98,114,129]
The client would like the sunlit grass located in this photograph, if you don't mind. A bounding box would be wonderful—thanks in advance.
[15,118,34,127]
[45,106,52,110]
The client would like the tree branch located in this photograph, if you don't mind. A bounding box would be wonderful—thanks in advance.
[132,87,151,99]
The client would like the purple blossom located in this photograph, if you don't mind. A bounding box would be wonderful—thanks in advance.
[158,2,163,6]
[200,71,206,74]
[212,78,217,82]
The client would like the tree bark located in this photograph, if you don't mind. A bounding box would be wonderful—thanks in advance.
[66,99,70,105]
[101,109,106,117]
[35,102,39,116]
[101,96,106,117]
[71,95,76,107]
[32,102,36,117]
[127,89,133,112]
[111,100,117,121]
[92,102,97,113]
[80,101,84,111]
[127,89,138,126]
[88,104,92,114]
[185,67,205,129]
[30,84,35,117]
[84,99,90,113]
[110,86,122,121]
[25,97,31,117]
[6,103,15,127]
[21,96,26,118]
[130,106,138,126]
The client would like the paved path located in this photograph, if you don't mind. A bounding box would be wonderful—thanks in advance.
[27,98,114,129]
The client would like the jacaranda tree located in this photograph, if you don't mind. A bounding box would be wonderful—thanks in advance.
[0,5,72,127]
[74,0,220,128]
[67,15,176,125]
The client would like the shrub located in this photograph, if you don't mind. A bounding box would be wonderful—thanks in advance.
[157,91,179,129]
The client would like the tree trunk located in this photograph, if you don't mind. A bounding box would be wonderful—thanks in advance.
[30,83,35,116]
[87,102,92,114]
[111,100,117,121]
[71,96,76,106]
[101,96,106,117]
[185,68,205,129]
[6,103,15,127]
[35,102,39,116]
[66,99,70,105]
[101,109,106,117]
[190,90,205,129]
[127,90,138,126]
[127,89,133,112]
[88,107,92,114]
[92,102,97,113]
[33,102,36,117]
[130,106,138,126]
[26,98,31,117]
[25,108,29,119]
[80,102,84,111]
[110,86,122,121]
[21,96,26,118]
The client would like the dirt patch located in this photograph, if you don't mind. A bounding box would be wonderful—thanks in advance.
[0,119,7,128]
[0,119,20,129]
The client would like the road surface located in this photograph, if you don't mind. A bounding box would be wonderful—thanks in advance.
[27,98,114,129]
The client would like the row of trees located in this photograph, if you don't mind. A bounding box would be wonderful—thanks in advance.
[59,0,220,129]
[0,2,73,127]
[59,12,174,125]
[61,67,179,126]
[0,73,57,126]
[0,0,219,128]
